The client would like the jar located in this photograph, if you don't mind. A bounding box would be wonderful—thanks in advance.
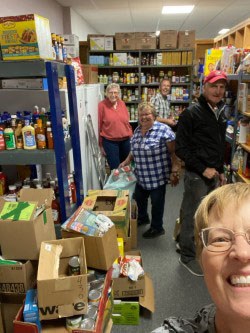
[112,72,119,83]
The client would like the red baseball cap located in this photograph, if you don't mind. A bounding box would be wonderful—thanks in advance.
[204,70,228,84]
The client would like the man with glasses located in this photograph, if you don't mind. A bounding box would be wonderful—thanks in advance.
[175,70,228,276]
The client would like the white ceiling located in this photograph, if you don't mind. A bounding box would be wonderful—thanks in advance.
[56,0,250,39]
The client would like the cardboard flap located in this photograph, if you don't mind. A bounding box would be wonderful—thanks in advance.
[19,188,54,206]
[139,273,155,312]
[38,243,62,280]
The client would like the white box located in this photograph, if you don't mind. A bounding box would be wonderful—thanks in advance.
[62,34,79,46]
[113,53,127,66]
[65,45,79,58]
[105,36,114,50]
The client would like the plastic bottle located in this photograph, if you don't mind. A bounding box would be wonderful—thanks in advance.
[69,173,77,204]
[4,122,16,150]
[36,119,47,149]
[15,123,24,149]
[46,126,54,149]
[0,121,6,150]
[0,171,7,195]
[57,35,63,61]
[50,180,61,224]
[22,118,37,150]
[7,185,17,202]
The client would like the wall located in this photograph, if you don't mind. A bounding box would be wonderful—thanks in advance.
[69,8,98,41]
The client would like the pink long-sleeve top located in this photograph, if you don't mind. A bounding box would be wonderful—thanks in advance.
[98,98,133,146]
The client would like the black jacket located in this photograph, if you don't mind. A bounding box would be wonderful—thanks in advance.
[175,94,227,176]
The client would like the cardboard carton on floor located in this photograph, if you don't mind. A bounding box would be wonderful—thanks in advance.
[124,200,138,251]
[37,237,88,320]
[0,293,25,333]
[0,260,37,294]
[112,300,140,325]
[0,189,56,260]
[112,251,155,313]
[61,219,119,270]
[82,190,130,238]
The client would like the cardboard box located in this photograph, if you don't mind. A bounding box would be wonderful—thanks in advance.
[0,260,37,294]
[204,48,223,75]
[82,64,98,84]
[113,52,127,66]
[62,34,79,46]
[82,190,130,238]
[178,30,196,49]
[0,188,56,260]
[0,14,53,61]
[115,33,136,50]
[112,300,140,325]
[88,34,105,50]
[1,78,48,90]
[0,305,3,333]
[37,237,88,320]
[135,32,157,50]
[124,201,138,252]
[159,30,178,49]
[105,36,114,50]
[64,45,79,57]
[61,224,119,271]
[14,269,113,333]
[1,293,25,333]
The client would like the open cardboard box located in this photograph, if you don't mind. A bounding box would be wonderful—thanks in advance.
[0,189,56,260]
[37,237,88,320]
[0,260,37,294]
[123,199,138,251]
[61,221,119,271]
[82,190,130,239]
[1,293,25,333]
[14,269,114,333]
[112,251,155,313]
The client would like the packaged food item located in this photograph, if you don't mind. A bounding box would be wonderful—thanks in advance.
[66,315,82,332]
[88,289,102,306]
[68,256,80,276]
[80,318,95,330]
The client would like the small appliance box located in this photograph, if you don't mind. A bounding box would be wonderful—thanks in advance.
[0,188,56,260]
[0,260,37,294]
[82,189,130,238]
[159,30,178,49]
[135,32,157,50]
[37,237,88,320]
[61,222,119,271]
[178,30,196,49]
[0,14,53,60]
[115,32,136,50]
[88,34,105,50]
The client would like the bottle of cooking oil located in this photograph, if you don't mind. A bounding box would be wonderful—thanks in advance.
[22,117,37,150]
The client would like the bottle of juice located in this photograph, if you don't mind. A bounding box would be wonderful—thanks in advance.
[36,119,46,149]
[22,118,37,150]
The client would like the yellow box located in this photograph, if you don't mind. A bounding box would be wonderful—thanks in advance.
[204,48,223,75]
[0,14,53,60]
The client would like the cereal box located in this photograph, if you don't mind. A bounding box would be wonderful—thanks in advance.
[0,14,53,60]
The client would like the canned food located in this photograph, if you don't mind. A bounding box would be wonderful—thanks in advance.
[80,318,95,330]
[88,289,102,305]
[66,315,82,332]
[68,256,80,276]
[84,304,98,320]
[90,278,105,291]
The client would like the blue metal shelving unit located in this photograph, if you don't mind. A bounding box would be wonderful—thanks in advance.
[0,60,84,222]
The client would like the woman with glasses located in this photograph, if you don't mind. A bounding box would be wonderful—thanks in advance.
[152,182,250,332]
[98,83,132,170]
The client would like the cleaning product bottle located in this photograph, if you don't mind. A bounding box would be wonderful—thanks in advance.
[4,121,16,150]
[22,117,37,150]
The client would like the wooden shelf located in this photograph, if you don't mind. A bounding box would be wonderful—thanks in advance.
[236,171,250,184]
[239,143,250,153]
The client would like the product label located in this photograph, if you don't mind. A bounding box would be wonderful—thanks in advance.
[23,130,36,147]
[3,132,15,149]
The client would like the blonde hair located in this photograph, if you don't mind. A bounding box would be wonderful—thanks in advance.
[194,183,250,258]
[138,102,157,118]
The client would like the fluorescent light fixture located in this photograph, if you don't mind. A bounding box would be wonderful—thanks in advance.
[162,5,194,14]
[156,30,160,36]
[218,28,230,35]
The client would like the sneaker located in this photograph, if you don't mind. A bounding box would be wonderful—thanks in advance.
[137,216,150,226]
[179,257,203,277]
[143,227,165,239]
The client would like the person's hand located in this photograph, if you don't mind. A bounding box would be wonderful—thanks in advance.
[170,172,180,187]
[219,173,227,186]
[166,117,176,127]
[202,167,219,179]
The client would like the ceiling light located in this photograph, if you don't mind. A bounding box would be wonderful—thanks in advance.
[218,28,230,35]
[156,30,160,36]
[162,5,194,14]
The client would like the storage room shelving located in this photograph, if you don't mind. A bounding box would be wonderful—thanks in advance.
[0,60,84,222]
[89,48,194,121]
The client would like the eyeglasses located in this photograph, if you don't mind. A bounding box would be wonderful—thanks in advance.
[108,91,119,95]
[200,227,250,252]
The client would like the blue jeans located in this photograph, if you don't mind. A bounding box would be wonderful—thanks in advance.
[179,170,218,263]
[102,137,130,170]
[134,183,166,231]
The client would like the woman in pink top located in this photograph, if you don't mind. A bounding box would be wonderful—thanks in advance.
[98,83,133,170]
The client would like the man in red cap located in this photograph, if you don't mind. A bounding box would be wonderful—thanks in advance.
[175,70,228,276]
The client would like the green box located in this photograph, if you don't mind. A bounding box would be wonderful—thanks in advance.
[112,300,140,325]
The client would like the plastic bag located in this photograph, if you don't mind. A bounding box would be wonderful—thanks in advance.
[103,165,136,198]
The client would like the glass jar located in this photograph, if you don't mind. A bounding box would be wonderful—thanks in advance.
[112,72,119,83]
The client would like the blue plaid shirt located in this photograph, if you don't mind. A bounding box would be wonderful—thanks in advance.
[131,121,175,190]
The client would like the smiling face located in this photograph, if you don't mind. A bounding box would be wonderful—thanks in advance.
[138,105,156,131]
[201,199,250,322]
[203,79,226,107]
[160,79,171,97]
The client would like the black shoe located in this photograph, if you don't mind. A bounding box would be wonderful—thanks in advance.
[142,227,165,239]
[175,242,181,253]
[179,258,203,277]
[137,216,150,226]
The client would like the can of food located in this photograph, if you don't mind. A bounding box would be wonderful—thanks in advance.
[66,315,82,332]
[90,278,104,291]
[80,318,95,330]
[88,289,102,306]
[84,304,98,320]
[68,256,80,276]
